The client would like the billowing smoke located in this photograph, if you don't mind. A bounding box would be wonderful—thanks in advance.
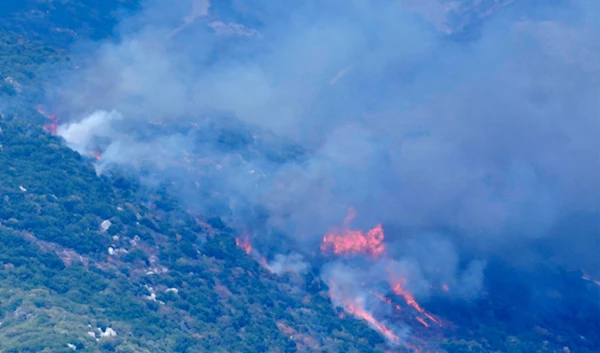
[49,0,600,346]
[321,261,409,344]
[266,253,309,276]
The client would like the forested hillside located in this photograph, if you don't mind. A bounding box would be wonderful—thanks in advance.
[0,1,598,353]
[0,4,396,352]
[0,113,394,353]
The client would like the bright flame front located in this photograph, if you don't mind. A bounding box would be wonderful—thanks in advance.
[321,209,443,348]
[320,208,385,258]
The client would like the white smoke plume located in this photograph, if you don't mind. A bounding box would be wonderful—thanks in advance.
[49,0,600,345]
[266,253,310,276]
[58,110,122,155]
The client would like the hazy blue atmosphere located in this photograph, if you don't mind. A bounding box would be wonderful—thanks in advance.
[0,0,598,352]
[54,0,599,287]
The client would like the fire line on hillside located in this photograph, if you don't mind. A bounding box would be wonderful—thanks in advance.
[319,209,442,346]
[234,208,445,349]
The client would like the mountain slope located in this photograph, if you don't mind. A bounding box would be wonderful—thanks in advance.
[0,1,599,353]
[0,116,394,352]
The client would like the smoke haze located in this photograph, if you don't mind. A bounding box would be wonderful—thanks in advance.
[49,0,600,345]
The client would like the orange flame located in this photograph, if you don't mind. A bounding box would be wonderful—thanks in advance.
[441,284,449,292]
[416,317,429,327]
[44,114,59,135]
[343,299,399,343]
[94,150,102,161]
[371,290,402,311]
[371,291,392,305]
[320,209,385,258]
[37,104,59,135]
[235,236,252,255]
[329,282,399,343]
[320,207,442,341]
[391,280,439,326]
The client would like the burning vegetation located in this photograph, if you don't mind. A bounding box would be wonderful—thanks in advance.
[233,208,446,349]
[320,208,385,258]
[390,279,439,327]
[235,235,252,255]
[317,209,445,348]
[38,104,106,161]
[339,297,400,343]
[37,104,59,136]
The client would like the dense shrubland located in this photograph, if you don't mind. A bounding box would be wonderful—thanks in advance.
[0,1,598,352]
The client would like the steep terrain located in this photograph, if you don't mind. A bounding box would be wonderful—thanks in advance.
[0,2,389,352]
[0,1,599,353]
[0,118,396,353]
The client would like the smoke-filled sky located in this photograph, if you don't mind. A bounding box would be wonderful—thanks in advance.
[51,0,599,326]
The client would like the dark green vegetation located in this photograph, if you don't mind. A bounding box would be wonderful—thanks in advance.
[0,0,138,45]
[435,261,600,353]
[0,2,387,352]
[0,117,389,352]
[0,1,598,353]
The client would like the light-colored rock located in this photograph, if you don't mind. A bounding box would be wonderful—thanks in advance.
[145,286,157,301]
[19,185,26,192]
[100,220,112,232]
[108,247,115,255]
[144,285,165,304]
[67,343,77,350]
[130,235,140,246]
[145,266,169,276]
[99,327,117,337]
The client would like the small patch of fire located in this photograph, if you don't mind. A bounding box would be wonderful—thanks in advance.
[37,104,59,135]
[235,236,252,255]
[371,290,402,311]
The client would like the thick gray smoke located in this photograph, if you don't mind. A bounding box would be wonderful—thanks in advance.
[266,253,309,276]
[51,0,600,344]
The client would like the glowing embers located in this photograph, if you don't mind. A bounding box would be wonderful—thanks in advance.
[233,233,270,270]
[86,148,102,161]
[390,277,439,327]
[342,298,399,343]
[235,235,252,255]
[328,281,399,343]
[319,210,445,351]
[37,104,59,136]
[320,208,385,258]
[371,290,402,311]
